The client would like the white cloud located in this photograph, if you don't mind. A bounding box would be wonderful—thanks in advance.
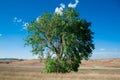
[68,0,79,8]
[17,19,22,23]
[55,3,65,15]
[60,3,65,8]
[22,22,29,30]
[36,16,41,22]
[14,17,17,21]
[99,48,105,51]
[13,17,22,23]
[0,34,2,37]
[36,17,39,22]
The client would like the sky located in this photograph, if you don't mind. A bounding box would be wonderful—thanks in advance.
[0,0,120,59]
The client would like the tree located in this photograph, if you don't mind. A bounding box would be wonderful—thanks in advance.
[25,8,94,73]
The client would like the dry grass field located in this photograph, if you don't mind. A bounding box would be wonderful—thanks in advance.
[0,58,120,80]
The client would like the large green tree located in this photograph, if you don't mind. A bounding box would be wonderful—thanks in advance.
[25,8,94,73]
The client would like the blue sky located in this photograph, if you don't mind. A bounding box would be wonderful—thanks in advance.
[0,0,120,59]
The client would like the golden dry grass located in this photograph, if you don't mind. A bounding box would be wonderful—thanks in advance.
[0,58,120,80]
[81,58,120,68]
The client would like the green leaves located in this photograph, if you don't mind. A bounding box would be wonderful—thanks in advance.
[25,8,94,73]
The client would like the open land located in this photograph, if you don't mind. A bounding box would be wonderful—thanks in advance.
[0,58,120,80]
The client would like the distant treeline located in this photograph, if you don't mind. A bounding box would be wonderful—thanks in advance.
[0,58,23,60]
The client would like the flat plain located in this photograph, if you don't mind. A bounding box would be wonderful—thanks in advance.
[0,58,120,80]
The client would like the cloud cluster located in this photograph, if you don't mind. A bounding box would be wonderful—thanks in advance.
[68,0,79,8]
[54,0,79,15]
[55,3,65,15]
[13,17,22,23]
[13,0,79,31]
[13,17,29,30]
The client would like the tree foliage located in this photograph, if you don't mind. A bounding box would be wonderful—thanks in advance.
[25,8,94,73]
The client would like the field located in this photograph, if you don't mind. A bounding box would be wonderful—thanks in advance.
[0,58,120,80]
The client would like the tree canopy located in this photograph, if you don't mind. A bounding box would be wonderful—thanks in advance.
[25,8,94,73]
